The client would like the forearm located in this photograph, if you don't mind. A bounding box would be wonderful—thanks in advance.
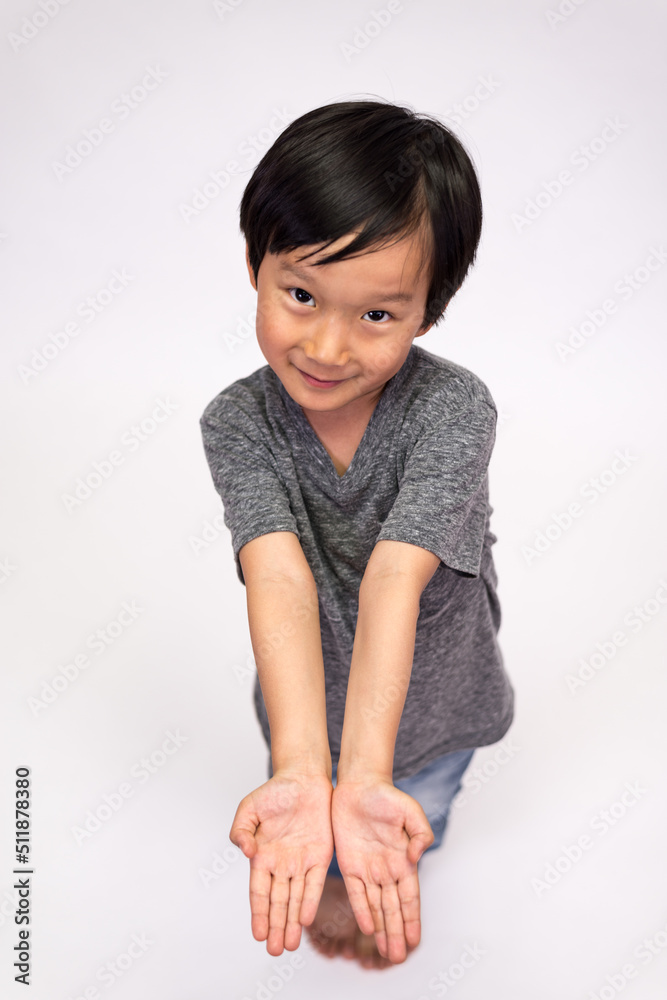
[245,578,331,777]
[337,576,421,783]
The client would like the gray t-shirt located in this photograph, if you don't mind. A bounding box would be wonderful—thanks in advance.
[200,343,514,780]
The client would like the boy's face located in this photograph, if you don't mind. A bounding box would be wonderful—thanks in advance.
[245,229,434,426]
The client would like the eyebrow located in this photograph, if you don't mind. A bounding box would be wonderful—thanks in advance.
[277,261,415,303]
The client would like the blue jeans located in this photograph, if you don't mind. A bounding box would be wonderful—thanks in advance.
[268,747,476,879]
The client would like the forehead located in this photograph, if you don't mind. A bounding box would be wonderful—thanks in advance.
[272,232,430,304]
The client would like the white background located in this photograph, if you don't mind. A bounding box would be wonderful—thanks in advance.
[1,0,666,997]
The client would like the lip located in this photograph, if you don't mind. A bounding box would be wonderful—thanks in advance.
[296,367,348,388]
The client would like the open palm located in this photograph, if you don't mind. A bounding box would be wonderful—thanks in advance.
[230,771,334,955]
[331,778,434,964]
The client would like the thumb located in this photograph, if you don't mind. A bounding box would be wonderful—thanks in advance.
[229,797,259,859]
[403,801,435,864]
[407,830,433,865]
[230,824,258,860]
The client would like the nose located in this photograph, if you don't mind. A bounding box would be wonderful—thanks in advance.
[302,314,351,371]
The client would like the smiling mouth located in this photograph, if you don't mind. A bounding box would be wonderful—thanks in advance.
[298,367,347,383]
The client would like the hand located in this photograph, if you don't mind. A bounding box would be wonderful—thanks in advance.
[229,771,334,955]
[331,777,434,964]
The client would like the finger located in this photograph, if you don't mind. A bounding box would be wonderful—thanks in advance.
[342,874,375,936]
[404,802,435,865]
[381,880,407,964]
[266,874,290,956]
[248,864,271,942]
[397,869,422,949]
[407,831,433,866]
[365,878,386,939]
[300,865,328,927]
[230,827,258,860]
[229,798,259,859]
[284,874,305,951]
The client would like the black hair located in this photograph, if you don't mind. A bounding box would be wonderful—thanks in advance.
[239,98,483,330]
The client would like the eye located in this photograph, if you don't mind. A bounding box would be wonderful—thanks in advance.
[287,288,393,323]
[288,287,315,306]
[363,309,392,323]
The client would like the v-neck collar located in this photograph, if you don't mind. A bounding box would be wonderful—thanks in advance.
[274,346,417,492]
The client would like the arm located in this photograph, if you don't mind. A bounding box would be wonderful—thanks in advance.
[229,531,333,956]
[244,571,331,778]
[332,539,440,965]
[337,539,440,782]
[337,575,420,782]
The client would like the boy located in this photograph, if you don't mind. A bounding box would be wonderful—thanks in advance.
[200,99,515,970]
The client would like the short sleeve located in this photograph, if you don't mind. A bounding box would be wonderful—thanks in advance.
[199,397,300,586]
[375,396,497,578]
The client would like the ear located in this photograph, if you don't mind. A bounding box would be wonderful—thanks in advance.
[414,322,434,338]
[245,242,257,291]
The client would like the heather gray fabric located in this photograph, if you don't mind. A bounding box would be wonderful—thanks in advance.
[200,344,514,780]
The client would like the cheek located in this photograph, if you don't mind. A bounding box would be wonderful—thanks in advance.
[364,340,405,380]
[254,308,293,353]
[254,297,272,332]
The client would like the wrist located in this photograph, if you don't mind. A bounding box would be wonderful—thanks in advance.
[335,763,393,786]
[336,746,394,785]
[271,748,332,781]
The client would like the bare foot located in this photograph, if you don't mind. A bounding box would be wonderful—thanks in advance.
[305,874,417,969]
